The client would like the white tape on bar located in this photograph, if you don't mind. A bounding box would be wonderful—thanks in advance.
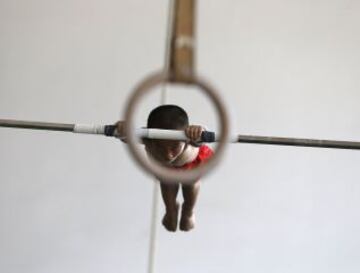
[74,124,105,135]
[228,135,239,143]
[136,128,188,141]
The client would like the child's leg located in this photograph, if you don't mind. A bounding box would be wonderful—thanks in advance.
[160,182,180,232]
[180,180,200,231]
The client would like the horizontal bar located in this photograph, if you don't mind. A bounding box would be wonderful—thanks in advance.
[0,119,214,142]
[138,128,214,142]
[0,119,74,132]
[236,135,360,150]
[1,119,360,150]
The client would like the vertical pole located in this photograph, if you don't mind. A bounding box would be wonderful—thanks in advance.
[169,0,196,83]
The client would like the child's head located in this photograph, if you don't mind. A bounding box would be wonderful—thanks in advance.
[147,104,189,130]
[145,105,189,164]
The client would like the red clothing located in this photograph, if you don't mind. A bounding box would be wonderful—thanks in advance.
[179,145,213,170]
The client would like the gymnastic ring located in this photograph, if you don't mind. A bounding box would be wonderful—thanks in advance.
[124,71,229,183]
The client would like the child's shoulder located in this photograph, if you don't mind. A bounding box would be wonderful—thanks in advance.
[197,145,213,161]
[178,145,213,170]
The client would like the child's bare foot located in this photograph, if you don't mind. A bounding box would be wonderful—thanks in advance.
[180,205,195,231]
[162,203,179,232]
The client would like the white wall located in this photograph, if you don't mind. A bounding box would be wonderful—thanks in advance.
[1,0,360,272]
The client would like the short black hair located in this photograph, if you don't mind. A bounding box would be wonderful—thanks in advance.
[147,105,189,129]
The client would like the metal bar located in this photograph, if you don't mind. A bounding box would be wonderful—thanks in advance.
[2,119,360,150]
[237,135,360,150]
[0,119,74,132]
[0,119,109,135]
[169,0,196,83]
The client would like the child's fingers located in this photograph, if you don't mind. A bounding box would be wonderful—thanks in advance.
[186,126,204,141]
[185,127,191,139]
[191,127,197,140]
[115,122,121,134]
[115,121,126,137]
[190,127,197,140]
[195,126,204,141]
[188,127,194,140]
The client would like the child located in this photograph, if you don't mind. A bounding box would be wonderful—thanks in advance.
[117,105,213,232]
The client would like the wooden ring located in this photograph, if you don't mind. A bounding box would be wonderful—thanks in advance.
[124,71,229,183]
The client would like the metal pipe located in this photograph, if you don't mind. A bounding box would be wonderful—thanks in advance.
[236,135,360,150]
[0,119,74,132]
[1,118,360,150]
